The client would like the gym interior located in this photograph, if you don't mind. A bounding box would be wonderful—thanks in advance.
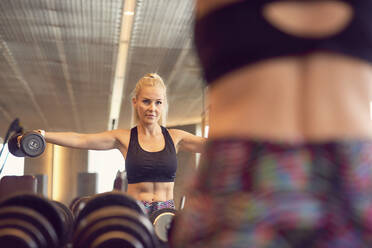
[0,1,206,247]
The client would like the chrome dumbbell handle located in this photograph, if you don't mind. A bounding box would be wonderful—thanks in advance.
[180,196,186,210]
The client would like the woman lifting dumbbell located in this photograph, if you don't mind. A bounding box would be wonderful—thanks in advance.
[36,73,206,215]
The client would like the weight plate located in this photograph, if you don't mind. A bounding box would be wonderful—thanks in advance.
[70,196,91,218]
[20,132,45,157]
[150,209,176,243]
[91,231,143,248]
[78,218,152,248]
[0,218,47,248]
[7,133,25,157]
[52,200,74,246]
[74,206,157,248]
[75,191,148,225]
[0,227,37,248]
[0,206,58,247]
[0,193,63,246]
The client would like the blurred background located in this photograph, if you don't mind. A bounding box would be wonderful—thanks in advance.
[0,0,208,208]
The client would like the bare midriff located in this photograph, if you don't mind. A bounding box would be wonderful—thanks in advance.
[127,182,174,202]
[208,53,372,142]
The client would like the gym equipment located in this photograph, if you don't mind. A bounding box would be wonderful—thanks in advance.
[150,196,185,245]
[0,207,49,248]
[73,191,158,248]
[0,118,23,158]
[74,206,157,248]
[70,195,91,218]
[75,191,148,223]
[0,175,38,198]
[8,131,46,158]
[0,193,65,247]
[0,118,23,175]
[113,170,128,192]
[52,200,74,246]
[150,208,177,243]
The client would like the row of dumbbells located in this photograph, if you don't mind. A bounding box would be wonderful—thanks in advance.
[0,191,177,248]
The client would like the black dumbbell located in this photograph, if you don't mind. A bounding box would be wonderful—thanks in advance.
[151,196,185,246]
[0,206,50,248]
[8,131,46,157]
[150,208,177,244]
[74,191,148,224]
[73,191,158,248]
[0,193,65,248]
[70,196,91,219]
[51,200,74,246]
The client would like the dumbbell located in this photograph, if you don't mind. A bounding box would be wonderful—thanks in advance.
[73,191,158,248]
[0,193,66,248]
[8,131,46,157]
[51,200,74,247]
[150,208,177,245]
[150,195,186,245]
[70,196,91,219]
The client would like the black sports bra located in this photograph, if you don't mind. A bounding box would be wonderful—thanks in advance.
[125,126,178,184]
[194,0,372,84]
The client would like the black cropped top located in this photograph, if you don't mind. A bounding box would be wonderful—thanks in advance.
[194,0,372,84]
[125,126,178,184]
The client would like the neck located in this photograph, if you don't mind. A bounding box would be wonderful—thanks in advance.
[137,123,162,136]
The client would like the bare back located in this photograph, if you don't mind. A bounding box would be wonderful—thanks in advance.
[206,1,372,142]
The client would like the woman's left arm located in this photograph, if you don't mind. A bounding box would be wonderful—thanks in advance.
[170,129,207,153]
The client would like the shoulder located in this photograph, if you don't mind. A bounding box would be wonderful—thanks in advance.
[109,128,131,137]
[167,128,186,138]
[110,129,132,147]
[167,128,197,144]
[166,128,185,145]
[167,128,206,153]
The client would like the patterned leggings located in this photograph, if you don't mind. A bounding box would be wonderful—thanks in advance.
[141,199,175,216]
[170,139,372,248]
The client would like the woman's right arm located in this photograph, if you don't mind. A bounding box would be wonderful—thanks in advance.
[42,129,125,150]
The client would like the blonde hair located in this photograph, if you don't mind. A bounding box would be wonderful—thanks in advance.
[131,73,168,127]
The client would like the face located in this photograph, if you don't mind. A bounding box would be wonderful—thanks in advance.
[133,85,165,125]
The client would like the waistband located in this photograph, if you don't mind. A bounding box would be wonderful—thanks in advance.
[141,199,175,215]
[195,138,372,194]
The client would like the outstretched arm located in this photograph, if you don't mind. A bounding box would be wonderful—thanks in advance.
[171,129,207,153]
[40,129,125,150]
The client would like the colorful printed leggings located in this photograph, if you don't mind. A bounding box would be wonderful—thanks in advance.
[170,139,372,248]
[141,199,175,215]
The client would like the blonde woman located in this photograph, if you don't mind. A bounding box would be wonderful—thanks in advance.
[170,0,372,247]
[38,73,206,214]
